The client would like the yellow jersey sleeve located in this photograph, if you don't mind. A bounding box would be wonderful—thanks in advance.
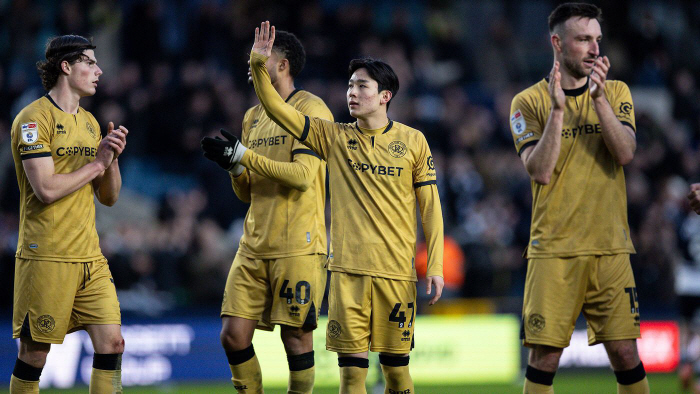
[14,107,52,159]
[416,184,444,278]
[230,170,251,203]
[606,80,636,132]
[510,91,543,155]
[412,132,437,187]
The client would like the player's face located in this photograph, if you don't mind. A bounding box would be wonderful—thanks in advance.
[347,68,383,118]
[248,51,280,85]
[67,49,102,97]
[558,17,601,79]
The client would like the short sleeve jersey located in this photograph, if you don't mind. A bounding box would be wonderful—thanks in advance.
[510,78,636,258]
[237,90,333,258]
[298,117,436,281]
[11,95,104,262]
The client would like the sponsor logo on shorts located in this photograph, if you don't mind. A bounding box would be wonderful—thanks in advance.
[528,313,546,333]
[29,243,38,249]
[37,314,55,333]
[234,385,248,390]
[388,141,407,158]
[328,320,342,338]
[289,305,300,317]
[401,329,411,342]
[388,389,411,394]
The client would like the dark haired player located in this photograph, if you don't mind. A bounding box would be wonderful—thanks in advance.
[201,30,332,393]
[10,35,128,393]
[244,21,444,393]
[509,3,648,393]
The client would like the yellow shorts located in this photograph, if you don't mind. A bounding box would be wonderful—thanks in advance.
[326,271,417,354]
[13,258,121,344]
[522,254,641,348]
[221,253,327,331]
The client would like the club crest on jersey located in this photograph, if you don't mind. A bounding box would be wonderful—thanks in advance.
[388,141,407,158]
[510,109,526,135]
[85,122,97,139]
[21,123,38,144]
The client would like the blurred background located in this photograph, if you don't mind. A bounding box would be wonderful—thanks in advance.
[0,0,699,392]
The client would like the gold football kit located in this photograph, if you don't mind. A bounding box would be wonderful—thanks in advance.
[11,95,120,343]
[222,89,333,330]
[250,51,444,352]
[510,79,640,347]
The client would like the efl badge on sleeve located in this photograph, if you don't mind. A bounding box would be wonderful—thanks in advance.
[21,123,38,144]
[510,110,526,135]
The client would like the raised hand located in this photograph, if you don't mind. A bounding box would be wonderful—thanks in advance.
[549,61,565,111]
[590,56,610,99]
[252,21,275,58]
[104,121,128,162]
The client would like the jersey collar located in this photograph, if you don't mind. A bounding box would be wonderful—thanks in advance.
[355,120,394,135]
[544,76,589,97]
[285,89,301,103]
[45,94,79,113]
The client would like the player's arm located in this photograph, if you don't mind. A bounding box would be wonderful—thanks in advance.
[519,62,565,185]
[24,132,118,205]
[249,22,333,159]
[416,183,445,305]
[240,149,321,192]
[590,56,636,166]
[230,170,251,203]
[688,183,700,215]
[92,123,128,206]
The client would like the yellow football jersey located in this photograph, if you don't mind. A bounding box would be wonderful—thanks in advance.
[11,95,104,262]
[250,51,443,281]
[510,78,636,258]
[235,90,333,258]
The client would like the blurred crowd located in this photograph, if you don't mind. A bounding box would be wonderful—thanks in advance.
[1,0,700,316]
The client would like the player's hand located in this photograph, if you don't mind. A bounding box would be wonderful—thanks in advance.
[688,183,700,214]
[589,56,609,100]
[549,61,565,111]
[201,128,247,172]
[426,275,444,306]
[252,21,275,58]
[104,121,128,163]
[95,133,115,171]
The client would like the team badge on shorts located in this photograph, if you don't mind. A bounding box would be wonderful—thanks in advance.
[528,313,545,333]
[36,315,56,333]
[328,320,342,338]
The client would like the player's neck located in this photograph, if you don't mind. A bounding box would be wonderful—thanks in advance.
[274,78,296,102]
[558,68,588,91]
[356,112,389,130]
[48,84,81,114]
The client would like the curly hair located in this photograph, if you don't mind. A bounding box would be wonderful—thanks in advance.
[36,35,96,91]
[272,31,306,79]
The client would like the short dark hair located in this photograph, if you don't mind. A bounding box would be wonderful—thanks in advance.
[548,3,602,33]
[37,35,96,91]
[272,30,306,79]
[348,58,399,110]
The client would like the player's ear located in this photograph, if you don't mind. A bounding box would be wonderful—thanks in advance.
[551,33,562,53]
[278,58,288,73]
[380,90,392,106]
[60,60,71,75]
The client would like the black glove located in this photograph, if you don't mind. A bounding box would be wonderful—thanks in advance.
[201,129,247,171]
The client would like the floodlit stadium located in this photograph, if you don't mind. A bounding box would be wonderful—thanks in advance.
[0,1,698,393]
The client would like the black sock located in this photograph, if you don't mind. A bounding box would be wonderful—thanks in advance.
[288,351,315,371]
[13,358,43,381]
[526,365,556,386]
[93,353,122,370]
[226,344,256,365]
[614,362,646,385]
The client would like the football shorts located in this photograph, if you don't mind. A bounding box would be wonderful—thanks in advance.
[522,254,641,348]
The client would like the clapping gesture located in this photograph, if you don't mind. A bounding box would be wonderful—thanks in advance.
[549,61,565,111]
[252,21,275,58]
[589,56,610,99]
